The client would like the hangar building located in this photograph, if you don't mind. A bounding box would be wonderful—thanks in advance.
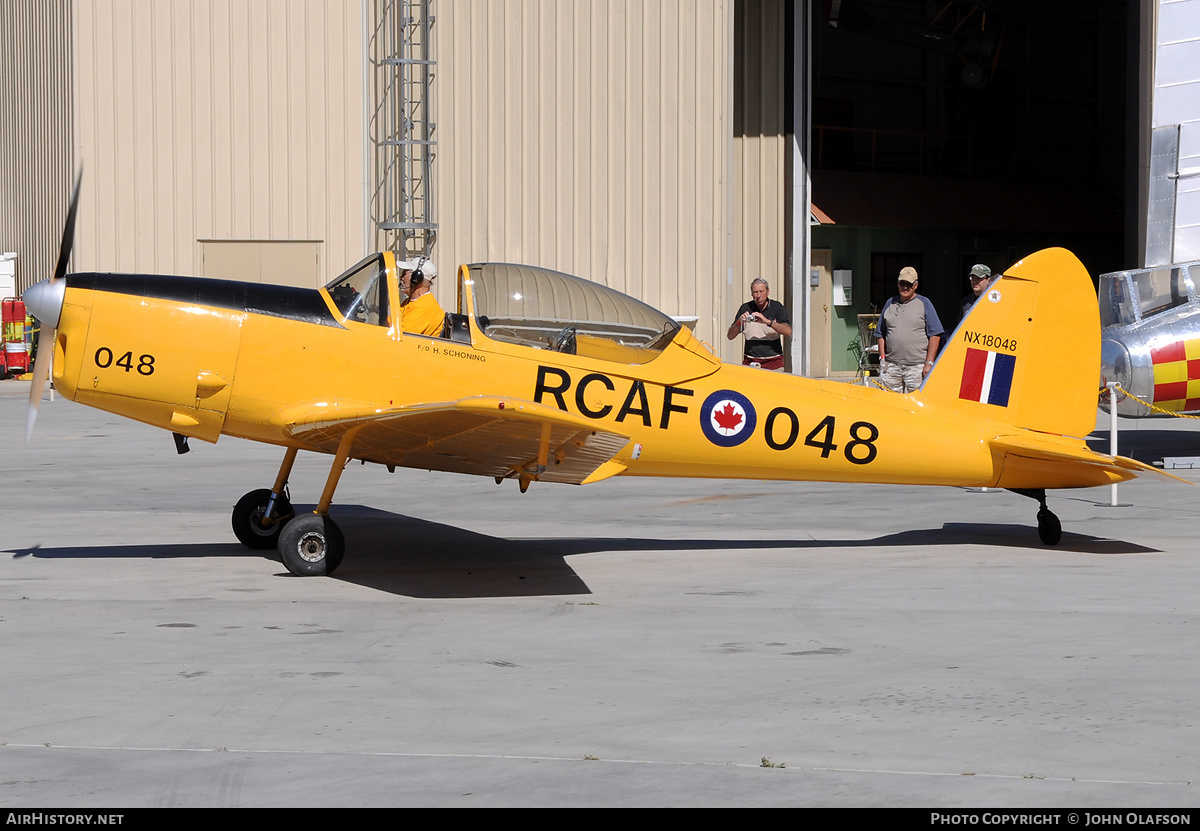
[2,0,1196,372]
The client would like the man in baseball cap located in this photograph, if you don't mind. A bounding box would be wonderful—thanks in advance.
[959,263,995,322]
[876,266,944,393]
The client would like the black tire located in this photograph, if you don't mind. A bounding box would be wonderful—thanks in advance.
[278,513,345,576]
[1037,507,1062,546]
[232,488,294,550]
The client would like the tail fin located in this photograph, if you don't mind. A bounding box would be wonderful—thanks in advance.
[919,248,1099,439]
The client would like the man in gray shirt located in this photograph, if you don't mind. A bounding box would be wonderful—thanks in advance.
[877,266,944,393]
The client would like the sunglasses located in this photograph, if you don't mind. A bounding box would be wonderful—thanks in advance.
[898,281,915,290]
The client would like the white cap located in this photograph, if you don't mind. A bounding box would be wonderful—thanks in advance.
[397,257,437,279]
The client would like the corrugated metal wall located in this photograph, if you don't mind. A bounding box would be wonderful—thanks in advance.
[434,0,736,355]
[70,0,366,286]
[733,0,786,322]
[1153,0,1200,262]
[5,0,789,364]
[0,0,74,294]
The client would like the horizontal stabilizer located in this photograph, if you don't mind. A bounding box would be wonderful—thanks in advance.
[991,433,1190,484]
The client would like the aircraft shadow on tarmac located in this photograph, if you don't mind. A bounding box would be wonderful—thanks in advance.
[6,505,1160,598]
[1087,427,1200,463]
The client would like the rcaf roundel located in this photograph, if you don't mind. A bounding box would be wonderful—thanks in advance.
[699,390,757,447]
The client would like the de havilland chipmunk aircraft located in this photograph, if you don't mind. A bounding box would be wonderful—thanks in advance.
[23,182,1167,576]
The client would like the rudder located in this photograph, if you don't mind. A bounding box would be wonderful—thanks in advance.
[918,248,1099,439]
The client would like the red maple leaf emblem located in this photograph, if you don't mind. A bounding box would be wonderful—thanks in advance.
[712,402,743,431]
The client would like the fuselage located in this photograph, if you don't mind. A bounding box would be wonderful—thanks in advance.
[40,265,1112,492]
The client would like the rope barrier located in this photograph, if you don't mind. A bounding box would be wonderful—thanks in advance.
[1105,383,1200,420]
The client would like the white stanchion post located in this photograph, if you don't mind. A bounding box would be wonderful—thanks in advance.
[1108,381,1118,506]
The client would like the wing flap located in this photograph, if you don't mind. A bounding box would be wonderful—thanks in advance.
[276,396,631,485]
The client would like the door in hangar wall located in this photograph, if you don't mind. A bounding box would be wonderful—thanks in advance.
[200,241,322,288]
[808,248,833,377]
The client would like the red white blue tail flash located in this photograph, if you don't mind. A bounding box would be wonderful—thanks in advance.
[959,348,1016,406]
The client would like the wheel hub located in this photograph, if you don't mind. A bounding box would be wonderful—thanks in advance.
[297,532,327,562]
[249,508,275,536]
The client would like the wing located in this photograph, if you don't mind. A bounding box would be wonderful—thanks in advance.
[272,395,631,485]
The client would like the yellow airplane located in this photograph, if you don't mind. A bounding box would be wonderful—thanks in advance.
[23,181,1165,575]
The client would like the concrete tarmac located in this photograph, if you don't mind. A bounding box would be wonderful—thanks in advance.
[2,380,1199,807]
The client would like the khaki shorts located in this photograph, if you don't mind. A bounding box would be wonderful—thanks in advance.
[879,361,923,393]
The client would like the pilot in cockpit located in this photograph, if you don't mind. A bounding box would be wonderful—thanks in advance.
[398,257,445,336]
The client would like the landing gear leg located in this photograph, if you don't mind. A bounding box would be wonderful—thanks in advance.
[232,447,298,549]
[1009,488,1062,546]
[278,433,357,576]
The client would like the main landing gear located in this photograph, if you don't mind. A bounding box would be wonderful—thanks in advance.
[231,488,294,549]
[277,514,345,577]
[231,439,355,576]
[1009,488,1063,546]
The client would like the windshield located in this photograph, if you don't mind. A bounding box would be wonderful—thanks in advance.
[1099,264,1198,327]
[468,263,681,362]
[325,254,389,326]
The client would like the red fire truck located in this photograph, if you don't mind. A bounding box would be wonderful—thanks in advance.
[2,297,30,378]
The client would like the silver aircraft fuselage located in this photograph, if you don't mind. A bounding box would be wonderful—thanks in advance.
[1100,261,1200,416]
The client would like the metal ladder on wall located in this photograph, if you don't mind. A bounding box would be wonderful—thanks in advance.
[374,0,436,259]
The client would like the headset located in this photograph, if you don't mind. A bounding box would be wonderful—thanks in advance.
[408,256,428,289]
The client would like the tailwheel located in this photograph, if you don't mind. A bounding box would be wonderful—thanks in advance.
[1037,506,1062,546]
[278,513,345,576]
[1007,488,1064,546]
[232,488,294,549]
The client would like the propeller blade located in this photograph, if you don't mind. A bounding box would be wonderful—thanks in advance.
[52,171,82,283]
[25,328,54,442]
[26,170,80,441]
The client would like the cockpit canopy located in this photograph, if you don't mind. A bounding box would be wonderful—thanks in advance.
[465,263,682,362]
[1100,263,1200,328]
[322,256,687,364]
